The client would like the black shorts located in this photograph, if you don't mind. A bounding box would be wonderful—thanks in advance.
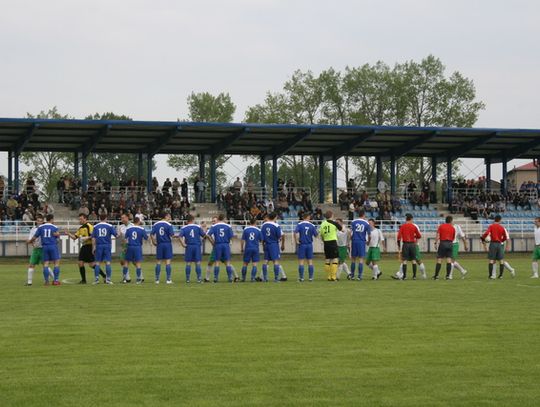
[79,244,95,263]
[401,242,416,262]
[437,241,453,258]
[488,242,504,261]
[323,240,339,260]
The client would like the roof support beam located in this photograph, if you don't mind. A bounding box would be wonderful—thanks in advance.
[327,131,374,159]
[210,127,249,155]
[384,131,438,159]
[500,136,540,161]
[436,132,499,163]
[268,129,312,157]
[149,125,182,156]
[82,124,112,156]
[14,123,39,154]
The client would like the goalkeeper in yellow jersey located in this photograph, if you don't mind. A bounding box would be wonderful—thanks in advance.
[318,210,342,281]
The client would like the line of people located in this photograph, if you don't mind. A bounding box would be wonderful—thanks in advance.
[23,210,540,286]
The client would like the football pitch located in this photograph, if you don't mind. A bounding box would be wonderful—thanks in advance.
[1,254,539,407]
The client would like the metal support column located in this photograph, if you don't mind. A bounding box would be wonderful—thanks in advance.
[210,155,217,202]
[446,157,453,205]
[376,156,383,185]
[198,154,206,180]
[332,157,338,204]
[431,156,437,203]
[502,157,508,195]
[319,155,325,204]
[82,154,88,191]
[390,156,396,196]
[260,156,266,198]
[485,157,491,191]
[137,152,143,181]
[14,153,20,194]
[147,154,153,193]
[7,151,13,192]
[272,156,278,200]
[74,152,80,179]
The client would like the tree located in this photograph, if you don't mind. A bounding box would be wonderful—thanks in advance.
[167,92,236,189]
[245,56,484,192]
[20,107,73,199]
[84,112,156,183]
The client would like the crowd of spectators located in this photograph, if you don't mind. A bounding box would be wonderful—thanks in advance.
[218,178,317,222]
[0,176,53,222]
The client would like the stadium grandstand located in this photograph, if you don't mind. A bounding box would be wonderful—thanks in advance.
[2,117,540,255]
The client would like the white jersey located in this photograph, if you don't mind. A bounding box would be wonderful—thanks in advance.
[453,224,465,244]
[337,228,349,247]
[535,226,540,246]
[28,226,42,248]
[368,228,384,248]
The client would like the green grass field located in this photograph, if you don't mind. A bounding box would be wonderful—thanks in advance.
[1,254,539,406]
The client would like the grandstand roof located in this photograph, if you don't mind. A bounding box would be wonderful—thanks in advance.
[2,117,540,161]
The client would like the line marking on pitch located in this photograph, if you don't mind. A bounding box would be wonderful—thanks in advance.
[516,284,540,288]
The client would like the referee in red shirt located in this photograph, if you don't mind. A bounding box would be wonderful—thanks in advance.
[433,216,456,280]
[481,215,507,279]
[397,214,422,279]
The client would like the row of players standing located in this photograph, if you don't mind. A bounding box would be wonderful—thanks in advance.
[24,209,536,286]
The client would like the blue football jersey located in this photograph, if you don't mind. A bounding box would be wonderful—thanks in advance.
[294,221,318,244]
[125,226,148,246]
[242,226,262,250]
[34,223,59,246]
[261,222,282,244]
[92,222,117,245]
[151,221,175,244]
[208,222,234,244]
[351,219,370,242]
[179,224,205,245]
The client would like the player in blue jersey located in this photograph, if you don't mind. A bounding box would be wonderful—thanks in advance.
[350,209,371,280]
[30,214,62,285]
[240,218,262,282]
[178,214,206,283]
[91,213,117,284]
[150,212,175,284]
[294,213,318,282]
[125,216,149,284]
[261,212,285,282]
[206,214,235,282]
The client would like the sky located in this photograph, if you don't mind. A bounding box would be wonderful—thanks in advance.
[1,0,539,186]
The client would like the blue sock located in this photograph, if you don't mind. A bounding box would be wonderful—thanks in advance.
[262,264,268,281]
[358,263,364,279]
[136,268,142,279]
[308,265,314,280]
[241,266,247,280]
[274,265,280,281]
[214,266,220,281]
[122,266,128,279]
[94,265,100,280]
[251,266,257,280]
[43,267,50,282]
[226,266,233,281]
[351,262,356,278]
[298,265,305,280]
[195,264,202,280]
[105,264,112,280]
[186,265,192,281]
[155,264,161,281]
[53,267,60,281]
[165,264,172,281]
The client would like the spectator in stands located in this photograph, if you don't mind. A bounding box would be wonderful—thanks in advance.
[172,178,180,194]
[347,178,355,195]
[339,190,349,211]
[0,176,4,201]
[196,178,206,203]
[233,177,243,193]
[181,178,188,199]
